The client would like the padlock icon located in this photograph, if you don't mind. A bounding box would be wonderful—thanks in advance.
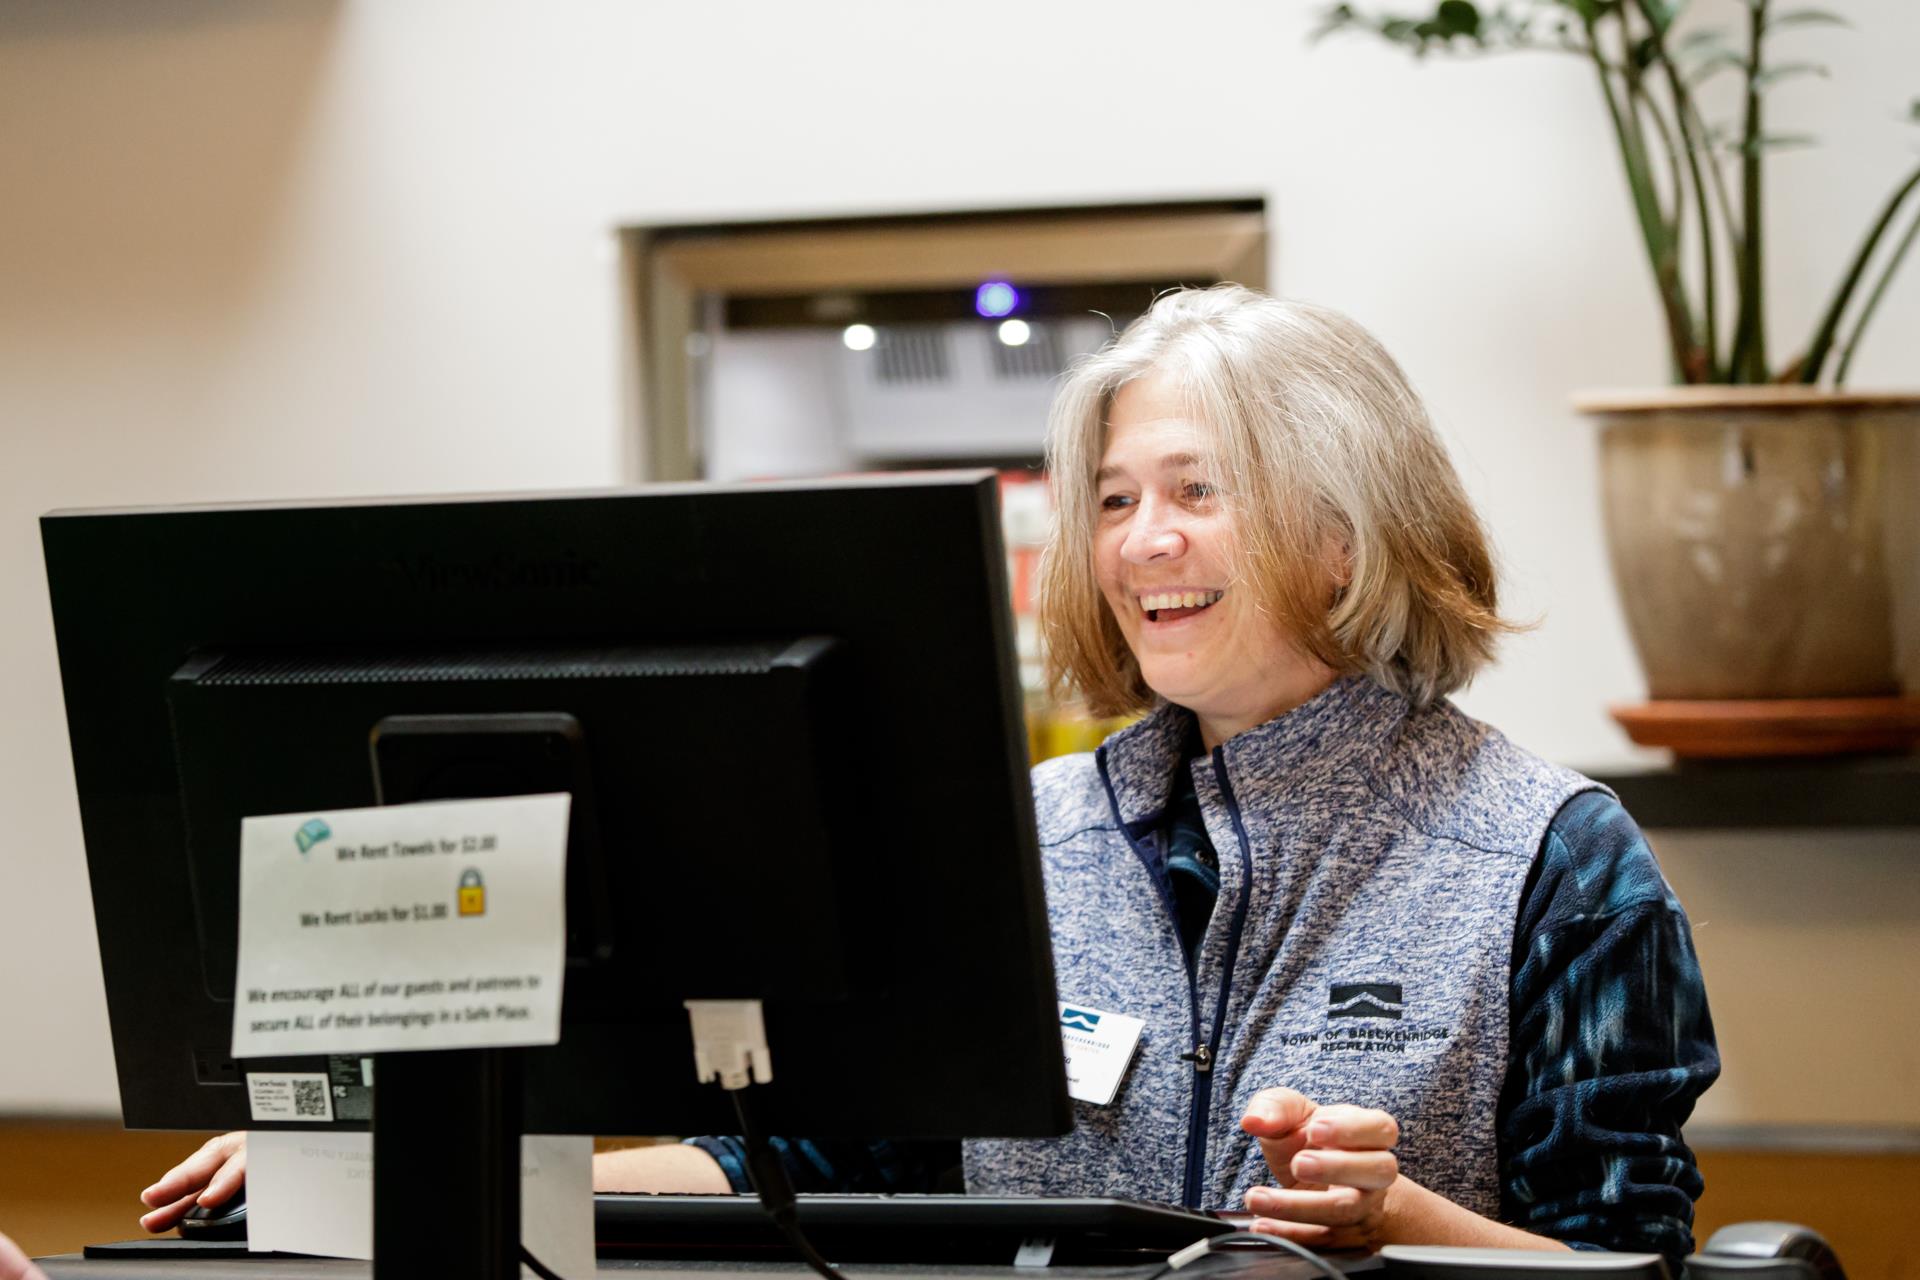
[457,868,486,917]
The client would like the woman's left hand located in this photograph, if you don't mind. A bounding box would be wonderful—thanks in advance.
[1239,1087,1402,1249]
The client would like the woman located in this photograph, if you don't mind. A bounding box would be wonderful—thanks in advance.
[144,286,1716,1257]
[957,285,1717,1254]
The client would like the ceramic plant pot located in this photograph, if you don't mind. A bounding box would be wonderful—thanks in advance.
[1579,388,1920,701]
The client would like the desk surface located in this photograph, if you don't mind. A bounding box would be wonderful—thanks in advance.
[40,1243,1372,1280]
[41,1258,1358,1280]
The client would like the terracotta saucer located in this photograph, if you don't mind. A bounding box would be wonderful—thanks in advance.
[1610,698,1920,758]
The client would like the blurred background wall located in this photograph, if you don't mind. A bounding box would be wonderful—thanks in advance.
[3,0,1917,1252]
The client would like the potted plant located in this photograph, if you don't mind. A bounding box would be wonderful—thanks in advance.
[1318,0,1920,752]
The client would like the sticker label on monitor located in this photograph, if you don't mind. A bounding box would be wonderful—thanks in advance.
[245,1071,335,1122]
[324,1055,374,1122]
[1058,1001,1145,1106]
[230,794,570,1059]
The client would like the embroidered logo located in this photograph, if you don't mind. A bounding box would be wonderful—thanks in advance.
[1060,1008,1103,1032]
[1328,982,1405,1020]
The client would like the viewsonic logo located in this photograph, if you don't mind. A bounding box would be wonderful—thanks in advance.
[386,550,603,593]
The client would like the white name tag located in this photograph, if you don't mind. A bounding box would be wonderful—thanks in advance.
[1058,1001,1144,1106]
[231,794,570,1059]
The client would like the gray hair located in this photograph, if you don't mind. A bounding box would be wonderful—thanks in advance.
[1038,285,1512,714]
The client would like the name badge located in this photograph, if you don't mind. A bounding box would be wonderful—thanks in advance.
[1058,1001,1145,1106]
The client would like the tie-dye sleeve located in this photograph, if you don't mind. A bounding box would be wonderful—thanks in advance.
[1497,790,1721,1259]
[686,1134,958,1194]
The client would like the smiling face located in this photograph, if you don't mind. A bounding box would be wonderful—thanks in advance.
[1093,372,1337,747]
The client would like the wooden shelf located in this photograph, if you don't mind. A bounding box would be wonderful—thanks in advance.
[1586,754,1920,829]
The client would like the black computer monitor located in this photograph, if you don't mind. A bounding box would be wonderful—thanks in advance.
[41,473,1070,1269]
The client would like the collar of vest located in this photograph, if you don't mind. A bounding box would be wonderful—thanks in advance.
[1094,676,1411,828]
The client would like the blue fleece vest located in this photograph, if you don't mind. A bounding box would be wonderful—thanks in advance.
[964,677,1596,1214]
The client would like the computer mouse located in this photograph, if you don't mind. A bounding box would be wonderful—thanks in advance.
[177,1188,248,1241]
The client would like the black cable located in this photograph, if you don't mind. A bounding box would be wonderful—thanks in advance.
[521,1065,851,1280]
[1141,1229,1350,1280]
[730,1081,852,1280]
[520,1243,567,1280]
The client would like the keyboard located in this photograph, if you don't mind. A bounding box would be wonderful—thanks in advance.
[595,1193,1235,1264]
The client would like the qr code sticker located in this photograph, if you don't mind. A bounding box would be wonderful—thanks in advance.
[293,1077,328,1117]
[246,1072,334,1123]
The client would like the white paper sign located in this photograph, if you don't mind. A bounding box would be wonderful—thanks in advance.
[231,795,570,1058]
[247,1131,374,1259]
[1058,1000,1146,1106]
[248,1130,594,1274]
[521,1135,596,1280]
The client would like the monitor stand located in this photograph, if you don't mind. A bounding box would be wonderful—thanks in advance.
[373,1046,523,1280]
[364,710,556,1279]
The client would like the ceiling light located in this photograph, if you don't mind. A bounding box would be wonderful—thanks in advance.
[975,282,1020,318]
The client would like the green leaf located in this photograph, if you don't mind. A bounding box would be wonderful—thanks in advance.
[1674,27,1732,51]
[1672,31,1743,73]
[1310,3,1360,41]
[1639,0,1682,33]
[1765,8,1851,31]
[1549,0,1601,22]
[1685,50,1747,84]
[1409,18,1449,52]
[1744,132,1819,152]
[1698,124,1820,155]
[1754,60,1831,87]
[1437,0,1482,37]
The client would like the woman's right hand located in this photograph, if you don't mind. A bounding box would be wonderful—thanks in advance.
[139,1132,246,1234]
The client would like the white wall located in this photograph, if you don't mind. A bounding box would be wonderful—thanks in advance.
[3,0,1916,1115]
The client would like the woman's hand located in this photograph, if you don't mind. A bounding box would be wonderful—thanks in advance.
[0,1229,49,1280]
[1239,1088,1573,1252]
[1239,1087,1402,1250]
[139,1131,246,1234]
[135,1132,733,1232]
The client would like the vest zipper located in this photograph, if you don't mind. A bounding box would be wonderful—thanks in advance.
[1095,749,1207,1206]
[1095,745,1253,1210]
[1173,866,1211,1210]
[1177,747,1256,1209]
